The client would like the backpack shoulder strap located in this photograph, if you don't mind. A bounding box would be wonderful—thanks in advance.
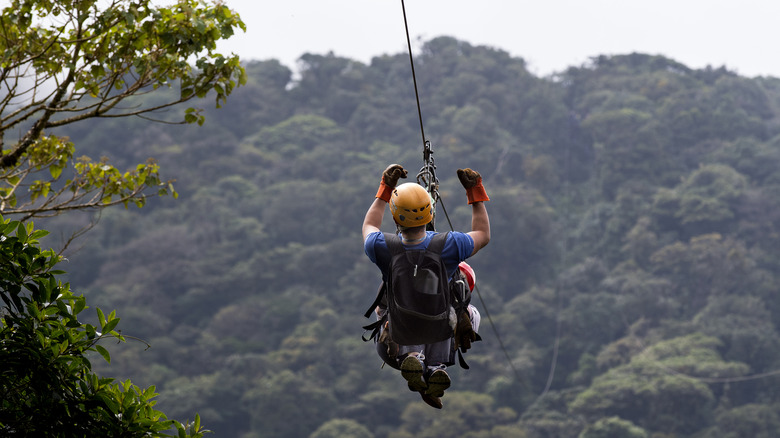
[384,232,404,256]
[363,233,402,320]
[426,231,449,255]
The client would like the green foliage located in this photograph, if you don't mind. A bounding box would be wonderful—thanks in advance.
[310,419,374,438]
[661,164,749,231]
[0,217,206,436]
[578,416,647,438]
[710,403,780,438]
[0,0,246,219]
[243,369,338,437]
[570,334,747,433]
[392,392,517,438]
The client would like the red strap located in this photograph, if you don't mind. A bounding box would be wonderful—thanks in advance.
[375,178,394,202]
[465,179,489,204]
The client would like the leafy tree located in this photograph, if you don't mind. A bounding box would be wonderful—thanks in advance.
[570,334,748,434]
[562,292,624,354]
[243,369,338,438]
[649,234,757,318]
[671,164,747,234]
[517,389,586,438]
[475,185,556,293]
[693,295,780,372]
[0,0,246,219]
[578,416,647,438]
[709,403,780,438]
[0,217,205,436]
[392,392,517,438]
[598,264,675,324]
[581,108,670,198]
[0,0,248,434]
[310,418,374,438]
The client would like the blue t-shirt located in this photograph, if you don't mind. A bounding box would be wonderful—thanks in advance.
[364,230,474,280]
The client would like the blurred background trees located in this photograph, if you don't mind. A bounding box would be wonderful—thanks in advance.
[6,17,780,436]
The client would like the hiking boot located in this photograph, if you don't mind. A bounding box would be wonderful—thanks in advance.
[400,353,426,393]
[419,391,443,409]
[425,367,451,398]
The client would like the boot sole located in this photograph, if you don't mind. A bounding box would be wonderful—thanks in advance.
[400,355,427,393]
[426,369,451,397]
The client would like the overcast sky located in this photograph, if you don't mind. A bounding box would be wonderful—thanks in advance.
[214,0,780,78]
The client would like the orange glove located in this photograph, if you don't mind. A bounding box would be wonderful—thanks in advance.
[376,164,407,202]
[457,168,489,204]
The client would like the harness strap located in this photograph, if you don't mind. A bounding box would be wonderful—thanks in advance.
[455,334,481,369]
[362,319,384,342]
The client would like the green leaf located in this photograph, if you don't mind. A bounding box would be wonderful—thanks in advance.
[98,393,119,415]
[29,229,50,240]
[50,164,63,179]
[95,344,111,363]
[103,317,119,333]
[16,221,27,241]
[97,307,106,327]
[73,296,86,315]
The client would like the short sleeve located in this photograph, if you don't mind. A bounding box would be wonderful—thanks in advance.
[364,231,382,263]
[441,231,474,277]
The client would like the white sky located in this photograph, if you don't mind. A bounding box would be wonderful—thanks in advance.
[215,0,780,78]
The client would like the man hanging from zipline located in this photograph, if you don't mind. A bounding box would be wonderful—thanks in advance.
[362,163,490,409]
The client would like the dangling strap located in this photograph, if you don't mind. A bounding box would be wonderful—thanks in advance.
[362,283,387,342]
[453,332,483,369]
[363,283,386,319]
[457,349,469,369]
[362,318,384,342]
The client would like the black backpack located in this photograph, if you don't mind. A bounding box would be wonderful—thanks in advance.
[363,232,461,346]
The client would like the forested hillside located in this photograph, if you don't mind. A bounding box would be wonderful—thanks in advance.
[43,37,780,437]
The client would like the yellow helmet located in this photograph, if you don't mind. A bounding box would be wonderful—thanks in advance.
[390,183,433,227]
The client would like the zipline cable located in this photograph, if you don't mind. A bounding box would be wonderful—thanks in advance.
[399,0,524,387]
[400,0,427,152]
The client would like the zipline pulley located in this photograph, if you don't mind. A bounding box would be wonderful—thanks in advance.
[417,140,439,230]
[417,140,437,195]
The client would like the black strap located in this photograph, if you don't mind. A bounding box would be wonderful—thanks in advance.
[426,231,448,254]
[384,232,403,256]
[453,333,482,369]
[363,283,385,318]
[457,350,469,369]
[362,318,384,342]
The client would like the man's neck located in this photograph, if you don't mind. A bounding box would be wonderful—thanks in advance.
[401,227,426,243]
